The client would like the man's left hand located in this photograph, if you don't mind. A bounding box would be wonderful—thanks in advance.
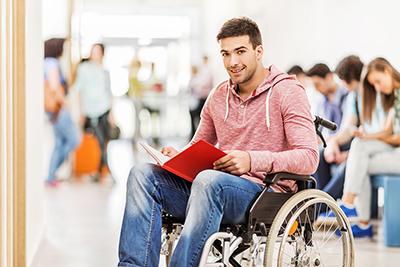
[213,150,251,175]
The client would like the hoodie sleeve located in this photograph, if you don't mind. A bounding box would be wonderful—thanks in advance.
[248,83,319,175]
[190,89,218,145]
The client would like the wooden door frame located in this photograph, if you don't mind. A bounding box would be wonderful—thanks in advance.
[1,0,26,266]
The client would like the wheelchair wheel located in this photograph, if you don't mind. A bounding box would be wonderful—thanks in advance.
[264,189,354,267]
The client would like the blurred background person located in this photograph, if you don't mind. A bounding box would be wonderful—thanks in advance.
[313,55,364,200]
[287,65,307,85]
[127,58,145,142]
[287,64,323,114]
[322,58,400,238]
[307,63,349,136]
[140,61,165,145]
[127,58,145,99]
[189,55,213,138]
[74,43,113,182]
[44,38,79,187]
[146,62,164,93]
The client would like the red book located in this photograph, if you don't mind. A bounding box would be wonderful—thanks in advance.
[139,140,227,182]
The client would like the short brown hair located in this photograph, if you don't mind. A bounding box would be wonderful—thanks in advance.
[216,17,262,49]
[287,65,305,76]
[306,63,331,78]
[335,55,364,83]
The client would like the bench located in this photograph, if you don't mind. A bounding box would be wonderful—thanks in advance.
[371,175,400,247]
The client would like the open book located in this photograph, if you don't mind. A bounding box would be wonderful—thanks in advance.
[139,140,227,182]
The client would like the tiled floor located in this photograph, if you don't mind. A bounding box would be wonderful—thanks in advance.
[32,139,400,267]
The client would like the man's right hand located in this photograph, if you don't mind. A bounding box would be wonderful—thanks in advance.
[324,139,340,163]
[161,146,178,157]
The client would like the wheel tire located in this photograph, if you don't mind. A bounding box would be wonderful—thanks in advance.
[264,189,355,267]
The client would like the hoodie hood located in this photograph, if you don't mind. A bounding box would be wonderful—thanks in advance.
[224,65,299,130]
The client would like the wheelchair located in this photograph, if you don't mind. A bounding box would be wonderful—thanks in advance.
[161,116,355,267]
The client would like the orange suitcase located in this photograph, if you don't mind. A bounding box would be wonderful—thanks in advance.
[73,133,101,177]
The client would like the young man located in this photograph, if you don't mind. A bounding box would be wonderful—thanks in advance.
[307,63,349,137]
[118,17,318,267]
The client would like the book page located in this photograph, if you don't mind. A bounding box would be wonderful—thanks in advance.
[139,142,170,165]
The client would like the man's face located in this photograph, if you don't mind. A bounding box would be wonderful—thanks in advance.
[219,35,263,85]
[311,74,334,95]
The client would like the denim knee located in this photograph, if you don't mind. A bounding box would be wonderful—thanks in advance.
[192,169,227,192]
[127,163,156,189]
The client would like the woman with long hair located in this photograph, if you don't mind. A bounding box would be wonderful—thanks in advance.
[324,58,400,238]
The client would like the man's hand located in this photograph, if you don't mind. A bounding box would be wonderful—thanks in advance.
[161,146,178,157]
[324,139,340,163]
[213,150,251,175]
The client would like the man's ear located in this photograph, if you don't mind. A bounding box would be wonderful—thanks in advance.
[255,45,264,60]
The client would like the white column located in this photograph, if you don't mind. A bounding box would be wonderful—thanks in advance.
[26,0,45,264]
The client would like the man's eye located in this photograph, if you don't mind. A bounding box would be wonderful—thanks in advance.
[221,53,228,57]
[237,50,245,55]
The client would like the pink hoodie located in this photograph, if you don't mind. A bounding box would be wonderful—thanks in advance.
[192,65,319,192]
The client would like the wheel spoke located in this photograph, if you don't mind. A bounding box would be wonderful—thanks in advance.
[265,191,352,267]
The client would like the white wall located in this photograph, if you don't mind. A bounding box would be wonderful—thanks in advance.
[42,0,69,39]
[42,0,400,82]
[26,0,45,264]
[200,0,244,83]
[199,0,400,79]
[75,0,199,13]
[241,0,400,71]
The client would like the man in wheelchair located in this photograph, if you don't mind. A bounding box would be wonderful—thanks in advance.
[118,17,352,267]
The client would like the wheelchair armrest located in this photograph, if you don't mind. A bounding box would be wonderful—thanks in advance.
[263,172,317,188]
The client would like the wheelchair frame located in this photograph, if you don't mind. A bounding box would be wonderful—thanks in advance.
[161,117,355,266]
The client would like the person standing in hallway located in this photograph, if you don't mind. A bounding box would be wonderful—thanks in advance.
[44,38,79,187]
[118,17,318,267]
[189,55,214,138]
[74,43,113,182]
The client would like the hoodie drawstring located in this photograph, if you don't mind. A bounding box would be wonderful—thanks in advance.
[224,84,272,130]
[224,86,230,122]
[223,74,290,130]
[265,87,272,131]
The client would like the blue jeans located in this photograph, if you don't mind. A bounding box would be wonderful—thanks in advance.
[118,163,263,267]
[47,108,79,181]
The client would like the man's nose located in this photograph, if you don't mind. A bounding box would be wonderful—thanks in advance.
[229,54,240,66]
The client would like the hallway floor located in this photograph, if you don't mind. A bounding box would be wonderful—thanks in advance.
[32,139,400,267]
